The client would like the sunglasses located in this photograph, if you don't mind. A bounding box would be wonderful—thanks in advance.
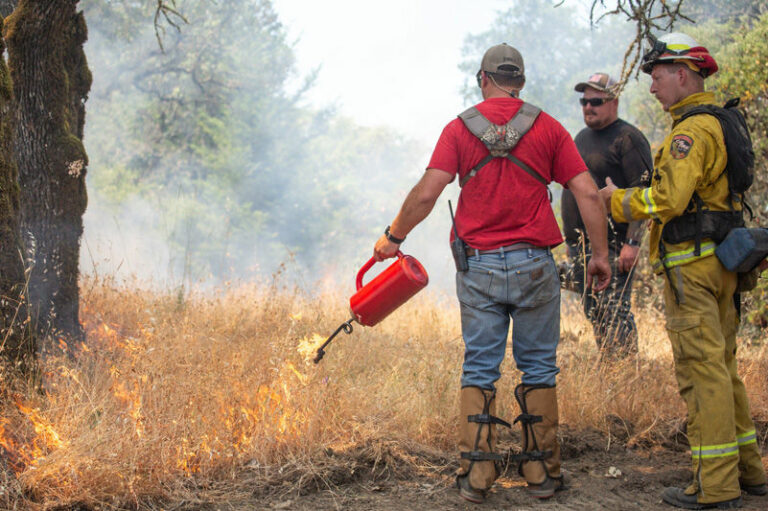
[476,70,483,88]
[579,97,611,107]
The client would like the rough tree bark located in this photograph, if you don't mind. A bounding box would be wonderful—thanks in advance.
[0,14,31,364]
[4,0,91,350]
[0,1,14,17]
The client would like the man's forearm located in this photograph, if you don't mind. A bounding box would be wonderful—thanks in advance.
[626,219,646,243]
[575,191,609,257]
[568,171,609,258]
[388,174,443,238]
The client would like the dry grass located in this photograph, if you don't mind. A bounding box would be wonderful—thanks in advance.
[0,276,766,509]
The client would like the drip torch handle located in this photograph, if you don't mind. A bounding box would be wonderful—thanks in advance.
[313,319,355,364]
[356,250,403,290]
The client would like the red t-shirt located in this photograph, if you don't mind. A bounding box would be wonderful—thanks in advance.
[428,97,588,250]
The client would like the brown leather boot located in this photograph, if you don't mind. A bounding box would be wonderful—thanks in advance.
[457,386,511,503]
[514,384,566,499]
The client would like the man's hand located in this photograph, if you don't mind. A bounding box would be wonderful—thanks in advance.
[599,176,618,209]
[586,253,611,292]
[618,243,640,273]
[374,235,400,261]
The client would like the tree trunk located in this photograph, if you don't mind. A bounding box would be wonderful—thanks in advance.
[4,0,91,350]
[0,14,31,364]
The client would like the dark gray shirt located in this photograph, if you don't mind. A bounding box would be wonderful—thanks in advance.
[561,118,652,247]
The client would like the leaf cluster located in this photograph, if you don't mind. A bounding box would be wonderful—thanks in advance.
[460,0,637,134]
[83,0,424,286]
[705,11,768,332]
[599,4,768,332]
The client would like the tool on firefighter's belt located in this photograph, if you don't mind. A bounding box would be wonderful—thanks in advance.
[449,200,469,272]
[313,251,428,363]
[715,227,768,273]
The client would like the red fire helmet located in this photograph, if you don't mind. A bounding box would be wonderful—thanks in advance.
[641,32,719,78]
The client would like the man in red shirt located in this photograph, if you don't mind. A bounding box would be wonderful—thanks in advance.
[373,43,610,503]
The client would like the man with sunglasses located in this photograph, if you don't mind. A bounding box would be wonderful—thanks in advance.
[600,33,767,509]
[560,73,652,359]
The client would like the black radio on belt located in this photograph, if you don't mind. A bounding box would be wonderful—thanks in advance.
[448,200,469,272]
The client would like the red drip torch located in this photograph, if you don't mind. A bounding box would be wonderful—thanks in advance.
[313,251,428,363]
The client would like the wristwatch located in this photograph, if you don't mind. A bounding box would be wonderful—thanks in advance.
[385,225,406,244]
[625,239,640,247]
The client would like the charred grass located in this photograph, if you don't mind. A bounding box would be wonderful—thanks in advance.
[0,276,766,509]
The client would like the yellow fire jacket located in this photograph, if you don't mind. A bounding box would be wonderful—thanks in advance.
[609,91,738,273]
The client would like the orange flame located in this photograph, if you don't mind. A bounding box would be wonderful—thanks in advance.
[0,396,67,474]
[1,296,318,481]
[110,380,145,438]
[297,333,326,363]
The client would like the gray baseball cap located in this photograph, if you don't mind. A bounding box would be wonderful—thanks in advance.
[574,72,618,97]
[480,43,525,77]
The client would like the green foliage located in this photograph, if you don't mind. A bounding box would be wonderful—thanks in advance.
[704,11,768,332]
[681,0,768,23]
[463,1,768,333]
[82,0,424,285]
[622,8,768,332]
[707,13,768,204]
[746,277,768,333]
[459,0,635,133]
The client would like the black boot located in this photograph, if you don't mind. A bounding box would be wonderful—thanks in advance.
[661,487,742,509]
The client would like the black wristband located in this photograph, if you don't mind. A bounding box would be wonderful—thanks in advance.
[625,239,640,247]
[385,225,405,244]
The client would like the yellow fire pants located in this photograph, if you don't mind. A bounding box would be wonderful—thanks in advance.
[663,255,766,504]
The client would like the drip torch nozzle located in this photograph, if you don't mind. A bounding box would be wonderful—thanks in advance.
[313,318,355,364]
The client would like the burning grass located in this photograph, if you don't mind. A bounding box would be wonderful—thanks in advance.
[0,275,766,509]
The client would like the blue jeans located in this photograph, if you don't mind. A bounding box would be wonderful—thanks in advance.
[456,247,561,390]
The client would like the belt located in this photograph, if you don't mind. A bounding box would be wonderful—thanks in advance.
[465,242,543,257]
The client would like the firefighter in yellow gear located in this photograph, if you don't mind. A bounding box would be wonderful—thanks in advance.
[601,32,766,510]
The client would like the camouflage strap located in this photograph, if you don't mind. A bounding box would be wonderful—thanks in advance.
[458,103,541,148]
[458,103,545,188]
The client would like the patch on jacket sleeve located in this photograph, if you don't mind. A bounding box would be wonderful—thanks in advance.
[670,135,694,159]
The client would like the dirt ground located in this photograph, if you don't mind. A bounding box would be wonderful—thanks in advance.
[7,426,766,510]
[253,428,767,511]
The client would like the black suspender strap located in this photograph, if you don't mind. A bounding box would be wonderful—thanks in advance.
[506,153,552,202]
[467,413,513,428]
[459,154,493,187]
[505,154,548,186]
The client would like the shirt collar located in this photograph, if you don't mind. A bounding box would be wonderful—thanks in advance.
[669,91,717,122]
